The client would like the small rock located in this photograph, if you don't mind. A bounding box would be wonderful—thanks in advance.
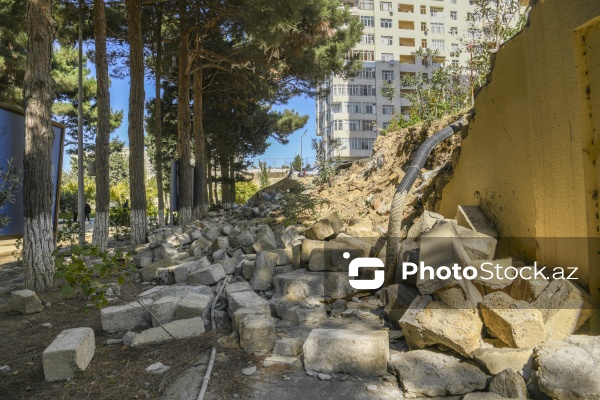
[318,373,332,381]
[146,362,171,375]
[0,365,10,374]
[241,365,257,376]
[382,375,396,382]
[41,323,53,329]
[106,339,123,345]
[306,369,318,377]
[366,384,378,392]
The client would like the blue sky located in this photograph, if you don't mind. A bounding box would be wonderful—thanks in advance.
[104,73,318,169]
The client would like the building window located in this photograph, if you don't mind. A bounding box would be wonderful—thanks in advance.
[333,120,376,131]
[332,84,376,96]
[421,22,428,32]
[431,39,445,51]
[382,122,390,129]
[349,49,375,61]
[382,70,394,82]
[431,23,444,34]
[450,11,457,20]
[382,53,394,62]
[359,0,374,10]
[350,138,376,150]
[420,5,426,15]
[356,68,376,79]
[361,34,375,44]
[421,39,428,48]
[451,43,459,52]
[360,16,374,27]
[450,27,458,36]
[382,105,395,115]
[381,36,393,45]
[430,9,443,19]
[451,60,459,67]
[380,1,392,11]
[381,18,393,28]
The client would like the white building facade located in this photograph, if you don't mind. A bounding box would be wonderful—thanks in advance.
[316,0,478,161]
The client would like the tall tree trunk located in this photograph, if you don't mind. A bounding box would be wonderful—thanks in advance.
[155,9,165,227]
[229,156,236,206]
[22,0,57,292]
[126,0,147,244]
[192,61,206,218]
[177,5,192,224]
[207,157,213,206]
[92,0,110,251]
[213,160,218,204]
[220,156,229,209]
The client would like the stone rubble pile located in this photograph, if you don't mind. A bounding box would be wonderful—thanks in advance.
[36,199,595,397]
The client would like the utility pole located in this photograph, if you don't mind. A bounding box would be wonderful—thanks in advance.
[77,0,85,243]
[300,129,307,171]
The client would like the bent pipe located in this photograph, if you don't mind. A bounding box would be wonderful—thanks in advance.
[384,110,475,285]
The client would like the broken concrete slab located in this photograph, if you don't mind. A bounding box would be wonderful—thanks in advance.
[456,205,499,239]
[324,272,357,299]
[471,347,534,377]
[273,270,324,301]
[175,292,212,320]
[252,225,278,252]
[407,210,445,239]
[42,327,95,382]
[489,368,528,399]
[187,264,226,286]
[270,299,327,324]
[150,295,182,327]
[251,251,278,291]
[138,258,174,281]
[509,267,549,302]
[388,350,488,398]
[220,258,238,275]
[224,281,253,299]
[480,291,546,348]
[239,314,275,354]
[160,243,178,259]
[11,289,44,314]
[273,337,304,356]
[304,220,335,241]
[101,299,153,333]
[210,236,229,252]
[303,329,388,376]
[232,307,271,333]
[227,290,270,318]
[173,257,211,283]
[399,295,483,357]
[534,335,600,400]
[532,279,592,341]
[128,317,206,347]
[471,259,515,296]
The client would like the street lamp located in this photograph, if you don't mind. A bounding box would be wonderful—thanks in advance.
[300,129,307,171]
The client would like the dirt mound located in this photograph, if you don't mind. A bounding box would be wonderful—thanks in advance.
[307,112,470,235]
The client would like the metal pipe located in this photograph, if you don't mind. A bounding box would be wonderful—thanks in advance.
[384,111,474,285]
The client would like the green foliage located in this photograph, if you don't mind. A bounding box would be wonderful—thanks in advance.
[12,237,22,266]
[312,137,344,188]
[59,179,95,214]
[56,219,81,247]
[258,161,270,189]
[109,207,131,241]
[291,155,302,171]
[0,158,21,229]
[235,180,259,204]
[53,243,133,309]
[281,186,328,226]
[109,181,130,207]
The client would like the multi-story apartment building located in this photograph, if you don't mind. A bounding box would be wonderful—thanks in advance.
[316,0,479,161]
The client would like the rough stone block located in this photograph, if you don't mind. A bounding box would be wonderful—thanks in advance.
[381,284,420,326]
[43,327,95,382]
[399,295,483,357]
[239,315,275,354]
[407,210,445,239]
[301,239,324,263]
[210,236,229,252]
[471,347,534,377]
[456,205,499,239]
[304,220,335,241]
[128,317,205,347]
[308,242,365,272]
[270,299,326,323]
[160,243,178,259]
[388,350,488,398]
[232,307,270,333]
[138,259,174,281]
[101,299,153,333]
[324,272,357,299]
[252,226,277,252]
[273,337,304,356]
[150,296,182,327]
[489,368,528,399]
[220,258,238,275]
[251,251,278,291]
[11,289,44,314]
[303,329,388,376]
[471,259,515,296]
[480,291,545,348]
[273,270,324,301]
[241,259,256,280]
[175,292,212,320]
[224,281,253,299]
[173,257,211,283]
[227,291,270,318]
[187,264,226,286]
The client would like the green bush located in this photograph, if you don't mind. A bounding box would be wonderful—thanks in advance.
[109,206,131,240]
[235,180,259,204]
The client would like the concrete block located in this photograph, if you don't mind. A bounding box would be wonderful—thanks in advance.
[471,347,534,377]
[324,272,357,299]
[138,259,174,281]
[273,337,304,356]
[227,291,270,318]
[128,317,205,347]
[210,236,229,252]
[241,259,255,280]
[252,226,277,252]
[187,264,226,286]
[232,307,270,333]
[308,242,365,272]
[270,299,326,323]
[251,251,278,291]
[480,291,546,348]
[160,243,178,258]
[303,329,389,376]
[11,289,44,314]
[407,210,445,239]
[273,270,324,301]
[43,327,95,382]
[175,292,213,320]
[456,205,498,239]
[173,257,211,283]
[381,283,420,325]
[149,295,182,327]
[101,299,153,333]
[239,314,275,354]
[304,220,335,241]
[224,281,253,299]
[220,258,238,275]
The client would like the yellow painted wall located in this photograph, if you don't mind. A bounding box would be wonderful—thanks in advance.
[440,0,600,295]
